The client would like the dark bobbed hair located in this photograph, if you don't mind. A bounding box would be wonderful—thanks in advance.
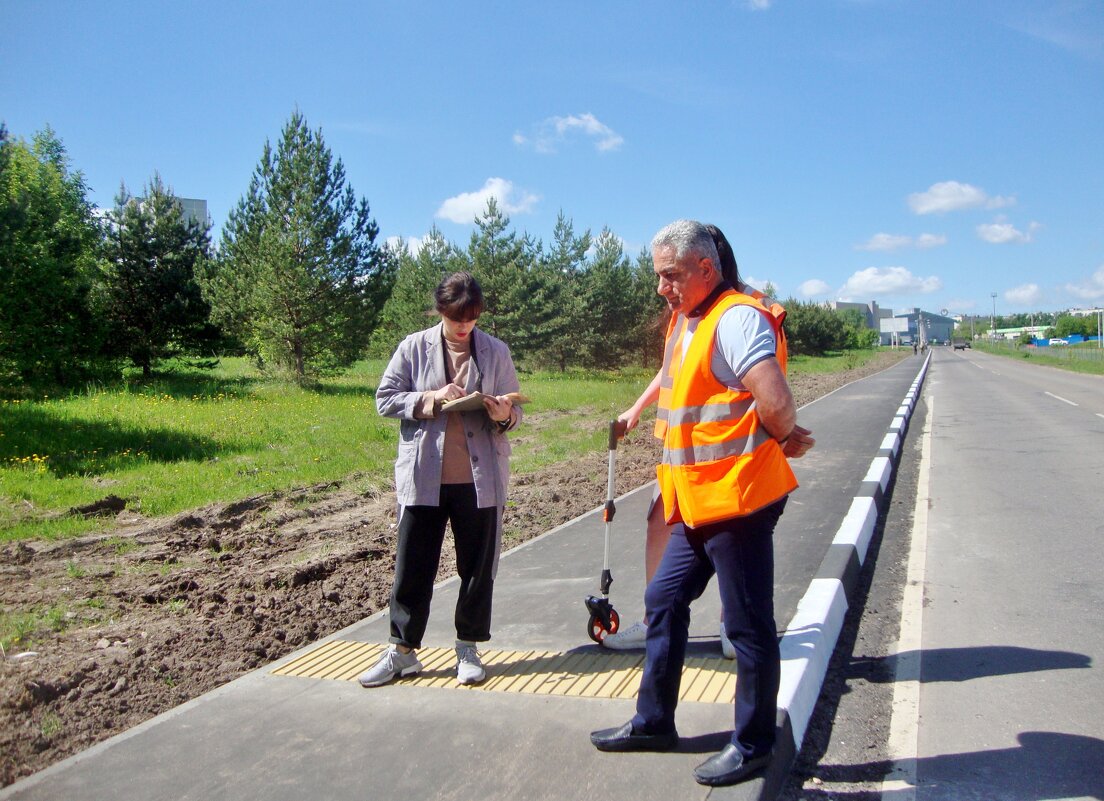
[435,271,485,322]
[704,224,741,288]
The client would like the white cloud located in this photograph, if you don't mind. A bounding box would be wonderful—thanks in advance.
[1005,283,1042,305]
[747,0,772,9]
[435,178,540,224]
[907,181,1015,215]
[741,275,779,296]
[514,113,623,154]
[839,266,943,299]
[855,232,948,252]
[915,233,948,249]
[1006,8,1104,61]
[976,218,1041,244]
[1066,265,1104,300]
[385,235,427,256]
[856,233,911,252]
[797,279,832,298]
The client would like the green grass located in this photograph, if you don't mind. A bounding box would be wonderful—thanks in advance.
[0,358,658,541]
[972,341,1104,375]
[787,349,886,375]
[0,603,72,651]
[1,351,885,542]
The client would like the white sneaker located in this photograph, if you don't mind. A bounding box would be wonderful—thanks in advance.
[601,620,647,650]
[358,646,423,687]
[456,641,486,685]
[719,623,736,659]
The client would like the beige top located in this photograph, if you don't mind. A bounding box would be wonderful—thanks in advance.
[416,339,474,485]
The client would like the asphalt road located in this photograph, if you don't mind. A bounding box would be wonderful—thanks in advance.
[781,347,1104,800]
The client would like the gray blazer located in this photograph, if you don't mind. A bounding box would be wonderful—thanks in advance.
[376,323,522,510]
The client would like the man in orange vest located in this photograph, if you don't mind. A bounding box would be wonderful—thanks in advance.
[590,220,814,786]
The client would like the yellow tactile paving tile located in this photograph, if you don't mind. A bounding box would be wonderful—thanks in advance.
[271,641,738,704]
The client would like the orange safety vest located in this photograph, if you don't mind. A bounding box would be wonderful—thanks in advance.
[656,288,797,528]
[654,285,788,441]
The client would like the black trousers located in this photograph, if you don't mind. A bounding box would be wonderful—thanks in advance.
[632,498,787,759]
[388,483,499,649]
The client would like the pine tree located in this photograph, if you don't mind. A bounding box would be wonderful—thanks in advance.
[627,249,666,368]
[201,111,394,382]
[537,212,591,371]
[466,198,529,343]
[368,228,464,356]
[579,228,637,368]
[100,174,217,376]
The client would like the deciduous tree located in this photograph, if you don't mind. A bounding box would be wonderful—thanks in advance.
[0,126,106,386]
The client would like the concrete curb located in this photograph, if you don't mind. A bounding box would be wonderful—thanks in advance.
[754,353,932,799]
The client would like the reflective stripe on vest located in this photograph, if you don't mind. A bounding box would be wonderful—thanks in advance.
[653,285,787,441]
[657,289,797,528]
[653,314,685,440]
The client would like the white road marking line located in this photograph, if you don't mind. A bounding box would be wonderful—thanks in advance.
[1097,413,1104,420]
[881,393,934,799]
[1045,391,1078,406]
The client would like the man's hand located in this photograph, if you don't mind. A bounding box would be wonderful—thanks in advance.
[782,425,815,459]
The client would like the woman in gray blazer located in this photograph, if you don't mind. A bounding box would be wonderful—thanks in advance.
[359,272,522,687]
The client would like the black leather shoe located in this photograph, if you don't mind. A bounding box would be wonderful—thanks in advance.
[590,721,679,752]
[693,744,770,786]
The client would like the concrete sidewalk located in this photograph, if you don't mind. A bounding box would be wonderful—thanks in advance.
[2,355,929,801]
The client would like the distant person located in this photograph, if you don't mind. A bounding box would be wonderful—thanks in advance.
[913,341,918,355]
[600,224,812,657]
[360,272,522,688]
[590,220,813,787]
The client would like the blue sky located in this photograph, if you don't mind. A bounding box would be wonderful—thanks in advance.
[3,0,1103,316]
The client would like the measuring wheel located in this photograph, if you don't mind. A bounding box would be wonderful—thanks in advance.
[588,608,620,643]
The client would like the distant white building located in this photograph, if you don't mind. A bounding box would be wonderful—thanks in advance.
[94,196,210,230]
[828,300,894,329]
[176,198,210,228]
[829,300,897,344]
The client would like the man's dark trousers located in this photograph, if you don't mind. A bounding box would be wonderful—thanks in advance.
[631,498,787,759]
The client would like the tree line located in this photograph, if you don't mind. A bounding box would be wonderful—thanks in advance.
[953,312,1102,342]
[2,111,879,392]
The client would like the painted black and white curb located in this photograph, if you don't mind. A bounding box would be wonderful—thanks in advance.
[753,354,932,800]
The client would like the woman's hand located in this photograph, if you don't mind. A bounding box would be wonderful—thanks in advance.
[618,406,643,433]
[482,394,513,423]
[432,382,467,404]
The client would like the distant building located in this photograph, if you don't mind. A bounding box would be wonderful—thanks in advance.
[829,300,893,331]
[94,197,210,230]
[896,308,955,345]
[1068,307,1104,318]
[176,198,210,228]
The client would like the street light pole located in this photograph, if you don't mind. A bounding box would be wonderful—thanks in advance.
[990,293,997,339]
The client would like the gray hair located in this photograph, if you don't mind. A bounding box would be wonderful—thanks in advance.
[651,219,720,267]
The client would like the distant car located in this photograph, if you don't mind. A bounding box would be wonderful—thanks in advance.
[953,338,969,350]
[1049,338,1068,346]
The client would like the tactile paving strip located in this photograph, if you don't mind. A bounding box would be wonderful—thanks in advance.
[270,640,737,704]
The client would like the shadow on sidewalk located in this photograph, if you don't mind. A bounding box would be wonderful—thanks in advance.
[804,731,1104,800]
